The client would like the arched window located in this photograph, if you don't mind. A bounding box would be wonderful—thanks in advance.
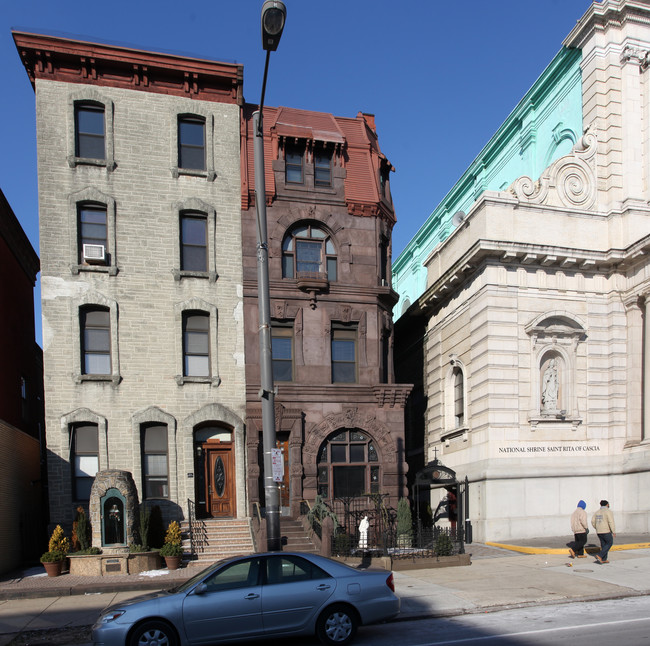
[282,223,337,281]
[445,357,468,432]
[453,367,464,428]
[316,429,379,499]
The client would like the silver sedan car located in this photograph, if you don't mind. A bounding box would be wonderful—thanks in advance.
[92,551,399,646]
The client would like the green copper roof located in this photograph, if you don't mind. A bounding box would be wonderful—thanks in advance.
[393,46,583,319]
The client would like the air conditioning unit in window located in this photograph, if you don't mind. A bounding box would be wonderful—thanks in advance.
[83,244,106,264]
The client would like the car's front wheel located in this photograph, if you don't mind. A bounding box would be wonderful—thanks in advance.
[129,620,178,646]
[316,603,358,645]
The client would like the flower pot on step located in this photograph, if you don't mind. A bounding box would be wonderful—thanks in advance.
[164,556,181,570]
[42,560,63,577]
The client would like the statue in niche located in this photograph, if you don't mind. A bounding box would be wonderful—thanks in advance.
[541,358,559,412]
[104,497,124,545]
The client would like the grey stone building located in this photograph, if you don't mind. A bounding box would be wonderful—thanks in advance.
[14,32,248,533]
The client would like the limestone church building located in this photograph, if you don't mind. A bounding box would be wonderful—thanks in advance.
[394,0,650,541]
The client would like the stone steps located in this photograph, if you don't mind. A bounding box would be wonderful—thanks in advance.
[280,517,318,553]
[180,518,254,564]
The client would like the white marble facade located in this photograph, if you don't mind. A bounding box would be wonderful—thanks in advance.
[419,0,650,541]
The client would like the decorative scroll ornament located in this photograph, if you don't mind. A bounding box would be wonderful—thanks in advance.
[509,132,597,210]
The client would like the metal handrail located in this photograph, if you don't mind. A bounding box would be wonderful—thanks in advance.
[187,499,197,557]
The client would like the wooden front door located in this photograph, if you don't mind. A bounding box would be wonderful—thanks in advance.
[205,444,235,517]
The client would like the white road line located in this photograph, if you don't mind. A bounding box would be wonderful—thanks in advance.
[405,615,650,646]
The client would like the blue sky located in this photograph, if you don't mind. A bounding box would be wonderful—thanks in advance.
[1,0,591,344]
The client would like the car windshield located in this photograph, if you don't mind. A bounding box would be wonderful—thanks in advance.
[168,559,227,593]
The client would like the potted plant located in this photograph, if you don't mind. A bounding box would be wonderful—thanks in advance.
[41,525,70,576]
[160,521,183,570]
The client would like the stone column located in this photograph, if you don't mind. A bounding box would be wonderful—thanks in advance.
[620,47,647,201]
[625,296,643,444]
[635,296,650,441]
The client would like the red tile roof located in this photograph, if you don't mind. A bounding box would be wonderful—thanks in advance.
[241,104,394,222]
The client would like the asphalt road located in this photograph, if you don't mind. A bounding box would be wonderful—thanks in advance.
[7,593,650,646]
[351,595,650,646]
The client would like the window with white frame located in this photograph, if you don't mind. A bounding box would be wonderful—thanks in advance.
[183,311,210,377]
[78,203,108,265]
[80,307,111,375]
[71,423,99,501]
[75,102,105,160]
[180,212,208,272]
[141,424,169,499]
[178,115,206,171]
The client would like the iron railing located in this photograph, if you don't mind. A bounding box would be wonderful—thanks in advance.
[309,493,465,559]
[187,499,207,559]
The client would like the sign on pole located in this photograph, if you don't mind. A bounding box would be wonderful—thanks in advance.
[271,448,284,482]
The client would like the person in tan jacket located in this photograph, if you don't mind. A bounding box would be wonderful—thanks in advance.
[592,500,616,563]
[568,500,589,558]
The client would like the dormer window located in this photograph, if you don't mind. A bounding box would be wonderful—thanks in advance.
[314,149,332,186]
[285,145,304,184]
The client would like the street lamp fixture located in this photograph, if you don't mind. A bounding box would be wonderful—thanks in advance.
[254,0,286,552]
[261,0,286,51]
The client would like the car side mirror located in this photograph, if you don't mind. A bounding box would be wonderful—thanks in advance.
[193,583,208,595]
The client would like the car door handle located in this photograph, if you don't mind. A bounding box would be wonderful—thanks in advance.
[316,584,331,591]
[244,593,260,600]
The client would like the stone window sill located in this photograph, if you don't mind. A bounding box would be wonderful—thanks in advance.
[175,375,221,387]
[171,167,216,181]
[75,373,121,386]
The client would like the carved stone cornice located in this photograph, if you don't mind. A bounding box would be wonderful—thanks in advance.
[13,31,243,105]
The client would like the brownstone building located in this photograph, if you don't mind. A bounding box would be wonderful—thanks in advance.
[241,106,412,518]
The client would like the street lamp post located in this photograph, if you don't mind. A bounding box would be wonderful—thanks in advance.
[254,0,286,552]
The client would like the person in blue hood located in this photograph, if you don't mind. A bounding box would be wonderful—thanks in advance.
[568,500,589,558]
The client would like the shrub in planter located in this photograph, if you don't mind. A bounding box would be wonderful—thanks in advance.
[41,550,65,562]
[74,547,102,555]
[73,507,91,551]
[397,498,413,548]
[160,521,183,558]
[160,521,184,570]
[159,542,183,558]
[435,532,454,556]
[48,525,70,556]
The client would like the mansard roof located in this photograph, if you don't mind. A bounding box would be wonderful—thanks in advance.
[13,31,243,105]
[241,103,395,221]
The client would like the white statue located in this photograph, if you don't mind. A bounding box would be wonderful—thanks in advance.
[541,358,559,411]
[358,515,369,549]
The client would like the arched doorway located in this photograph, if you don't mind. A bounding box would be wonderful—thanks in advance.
[194,424,235,518]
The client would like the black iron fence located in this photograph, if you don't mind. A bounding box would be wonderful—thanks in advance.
[303,494,465,559]
[332,524,464,558]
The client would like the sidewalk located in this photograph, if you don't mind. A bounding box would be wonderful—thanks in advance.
[0,535,648,645]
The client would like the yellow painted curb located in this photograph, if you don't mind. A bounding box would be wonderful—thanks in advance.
[484,541,650,555]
